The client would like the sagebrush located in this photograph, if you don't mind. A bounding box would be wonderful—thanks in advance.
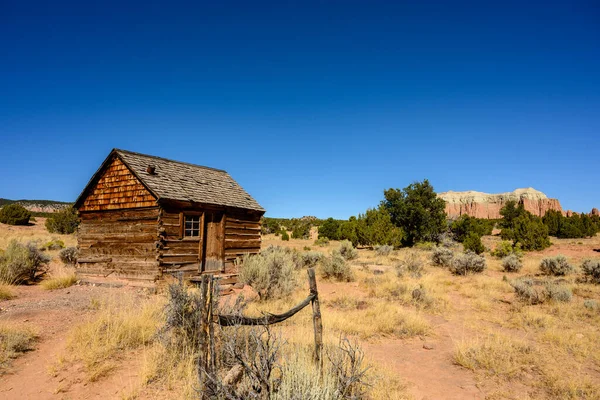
[239,246,297,300]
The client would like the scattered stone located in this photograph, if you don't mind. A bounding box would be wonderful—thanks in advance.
[373,269,384,275]
[423,343,435,350]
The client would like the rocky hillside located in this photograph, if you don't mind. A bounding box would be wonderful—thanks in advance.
[438,188,563,219]
[0,198,72,213]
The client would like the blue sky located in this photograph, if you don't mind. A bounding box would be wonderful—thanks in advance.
[1,1,598,218]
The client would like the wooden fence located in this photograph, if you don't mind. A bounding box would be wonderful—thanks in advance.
[196,268,323,396]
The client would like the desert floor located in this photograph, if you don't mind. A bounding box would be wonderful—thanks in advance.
[1,219,600,399]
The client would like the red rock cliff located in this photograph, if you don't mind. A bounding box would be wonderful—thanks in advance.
[438,188,563,219]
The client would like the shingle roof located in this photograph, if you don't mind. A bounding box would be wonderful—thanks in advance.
[76,149,265,212]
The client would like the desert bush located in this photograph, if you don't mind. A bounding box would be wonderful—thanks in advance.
[501,254,523,273]
[0,204,31,226]
[462,232,485,254]
[281,231,290,241]
[338,240,358,261]
[239,247,297,300]
[395,251,425,278]
[42,239,65,251]
[511,278,546,305]
[322,250,354,282]
[160,281,204,349]
[540,255,574,276]
[0,240,50,284]
[581,259,600,283]
[544,283,572,303]
[314,237,329,247]
[374,244,393,257]
[45,207,79,234]
[584,299,599,311]
[491,240,523,259]
[510,278,572,304]
[431,246,454,268]
[449,252,486,275]
[59,247,79,265]
[438,233,457,249]
[299,251,324,269]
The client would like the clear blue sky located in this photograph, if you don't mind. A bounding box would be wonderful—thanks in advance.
[1,1,598,218]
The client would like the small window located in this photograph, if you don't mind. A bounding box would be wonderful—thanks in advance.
[184,215,200,237]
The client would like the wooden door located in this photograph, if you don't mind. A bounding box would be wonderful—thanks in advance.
[201,211,225,272]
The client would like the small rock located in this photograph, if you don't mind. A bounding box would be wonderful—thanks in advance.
[423,343,435,350]
[575,333,584,339]
[373,269,384,275]
[23,319,29,322]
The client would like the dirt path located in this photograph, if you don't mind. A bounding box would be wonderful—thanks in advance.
[2,283,486,400]
[364,315,483,400]
[0,285,142,400]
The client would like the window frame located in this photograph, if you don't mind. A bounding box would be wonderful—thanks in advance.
[179,211,204,240]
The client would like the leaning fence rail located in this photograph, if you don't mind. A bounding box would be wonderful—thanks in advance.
[195,268,323,397]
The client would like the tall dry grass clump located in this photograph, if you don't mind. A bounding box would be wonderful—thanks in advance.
[0,283,15,300]
[41,265,77,290]
[0,322,37,374]
[66,294,162,381]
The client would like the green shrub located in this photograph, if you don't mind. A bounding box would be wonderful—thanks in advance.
[395,251,424,278]
[318,218,341,240]
[491,240,523,259]
[0,204,31,226]
[239,246,297,300]
[450,215,493,242]
[322,250,354,282]
[59,247,79,265]
[374,244,393,257]
[462,232,485,254]
[382,179,447,246]
[449,252,486,275]
[431,246,454,268]
[281,231,290,241]
[0,240,50,284]
[501,254,522,273]
[540,255,574,276]
[338,240,358,261]
[314,237,329,247]
[45,207,79,234]
[500,204,550,251]
[581,259,600,283]
[291,223,311,239]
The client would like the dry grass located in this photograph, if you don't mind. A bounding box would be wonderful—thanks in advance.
[0,283,15,300]
[0,322,37,374]
[41,265,77,290]
[0,217,76,250]
[453,333,536,378]
[65,293,163,382]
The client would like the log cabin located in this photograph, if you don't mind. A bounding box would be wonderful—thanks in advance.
[73,149,265,287]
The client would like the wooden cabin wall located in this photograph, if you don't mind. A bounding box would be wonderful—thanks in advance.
[157,207,202,275]
[79,157,156,211]
[224,210,262,274]
[77,208,161,283]
[157,205,262,276]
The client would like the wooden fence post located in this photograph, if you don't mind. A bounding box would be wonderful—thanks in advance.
[307,268,323,370]
[198,275,215,399]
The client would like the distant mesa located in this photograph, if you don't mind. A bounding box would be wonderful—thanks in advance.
[0,198,71,214]
[438,188,563,219]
